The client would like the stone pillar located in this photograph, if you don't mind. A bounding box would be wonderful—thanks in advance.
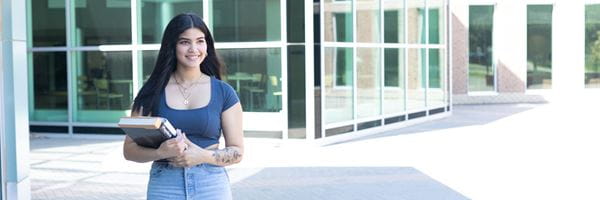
[553,1,585,96]
[0,0,31,199]
[495,1,527,93]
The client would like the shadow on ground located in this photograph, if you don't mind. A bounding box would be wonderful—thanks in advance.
[332,103,540,145]
[29,134,122,150]
[232,167,469,200]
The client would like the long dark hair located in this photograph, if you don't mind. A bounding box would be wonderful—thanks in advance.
[132,13,224,116]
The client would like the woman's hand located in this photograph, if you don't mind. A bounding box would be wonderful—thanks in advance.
[168,133,208,168]
[156,129,187,159]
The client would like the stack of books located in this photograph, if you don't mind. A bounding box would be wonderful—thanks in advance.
[118,117,177,148]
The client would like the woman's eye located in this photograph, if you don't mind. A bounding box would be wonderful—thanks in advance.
[179,41,190,45]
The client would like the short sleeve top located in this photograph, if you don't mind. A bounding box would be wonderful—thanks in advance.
[157,76,239,148]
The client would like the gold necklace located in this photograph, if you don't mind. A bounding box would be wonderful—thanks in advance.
[174,74,202,105]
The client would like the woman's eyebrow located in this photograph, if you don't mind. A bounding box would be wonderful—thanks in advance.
[178,36,205,40]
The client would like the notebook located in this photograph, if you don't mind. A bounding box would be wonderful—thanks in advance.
[118,117,177,148]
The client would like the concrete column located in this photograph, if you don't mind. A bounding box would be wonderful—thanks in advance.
[553,1,585,95]
[495,1,527,93]
[305,0,315,140]
[1,0,31,199]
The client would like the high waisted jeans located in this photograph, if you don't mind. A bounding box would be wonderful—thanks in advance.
[147,162,232,200]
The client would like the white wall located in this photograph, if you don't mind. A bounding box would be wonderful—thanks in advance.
[552,1,585,95]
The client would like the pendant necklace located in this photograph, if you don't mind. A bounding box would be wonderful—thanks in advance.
[174,74,201,105]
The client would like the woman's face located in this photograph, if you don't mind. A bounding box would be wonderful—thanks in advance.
[175,28,207,70]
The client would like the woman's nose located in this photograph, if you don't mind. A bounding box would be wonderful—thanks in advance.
[188,44,199,53]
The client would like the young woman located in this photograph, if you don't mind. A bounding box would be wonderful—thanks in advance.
[123,13,243,200]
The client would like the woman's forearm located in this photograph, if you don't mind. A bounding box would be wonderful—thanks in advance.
[201,146,243,166]
[123,143,164,163]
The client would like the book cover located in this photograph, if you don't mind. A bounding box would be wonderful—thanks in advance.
[118,117,177,148]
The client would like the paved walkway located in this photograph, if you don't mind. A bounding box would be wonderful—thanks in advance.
[30,92,600,199]
[30,137,467,200]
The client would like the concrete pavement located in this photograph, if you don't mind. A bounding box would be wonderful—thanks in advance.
[30,136,468,200]
[30,93,600,199]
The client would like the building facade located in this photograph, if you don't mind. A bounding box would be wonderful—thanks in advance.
[4,0,600,199]
[318,0,450,142]
[451,0,600,104]
[2,1,451,198]
[26,0,451,142]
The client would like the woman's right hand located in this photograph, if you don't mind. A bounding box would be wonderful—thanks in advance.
[156,129,187,159]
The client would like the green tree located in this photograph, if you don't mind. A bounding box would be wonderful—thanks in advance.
[591,31,600,73]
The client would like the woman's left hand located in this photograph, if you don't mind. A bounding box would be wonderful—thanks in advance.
[167,134,206,168]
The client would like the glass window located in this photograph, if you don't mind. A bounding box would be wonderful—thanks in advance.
[287,0,305,43]
[315,44,321,139]
[74,51,133,122]
[211,0,280,42]
[140,0,203,44]
[383,0,405,43]
[357,48,381,118]
[385,48,402,87]
[469,5,494,92]
[324,0,353,42]
[407,0,425,44]
[407,48,425,110]
[527,5,552,89]
[288,46,306,138]
[315,44,321,87]
[325,47,353,124]
[31,52,68,122]
[585,4,600,88]
[428,0,445,44]
[140,50,159,84]
[356,0,380,43]
[219,48,282,112]
[384,48,405,114]
[428,48,445,108]
[31,0,66,47]
[72,0,132,46]
[335,48,353,86]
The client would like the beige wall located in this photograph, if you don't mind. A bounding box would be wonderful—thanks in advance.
[451,0,468,94]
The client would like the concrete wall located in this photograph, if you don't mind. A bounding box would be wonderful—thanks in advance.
[451,0,587,104]
[1,0,31,199]
[451,0,468,95]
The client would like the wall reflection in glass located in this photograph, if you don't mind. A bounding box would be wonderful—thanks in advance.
[527,5,553,89]
[140,0,203,44]
[585,4,600,88]
[220,48,282,112]
[212,0,280,42]
[72,0,131,46]
[31,52,68,122]
[75,51,132,111]
[469,5,494,92]
[31,0,66,47]
[324,47,353,124]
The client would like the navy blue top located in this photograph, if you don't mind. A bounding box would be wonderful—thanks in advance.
[157,76,239,148]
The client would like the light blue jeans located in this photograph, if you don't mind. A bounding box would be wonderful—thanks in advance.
[147,162,232,200]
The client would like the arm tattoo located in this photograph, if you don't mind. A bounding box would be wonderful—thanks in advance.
[212,147,241,165]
